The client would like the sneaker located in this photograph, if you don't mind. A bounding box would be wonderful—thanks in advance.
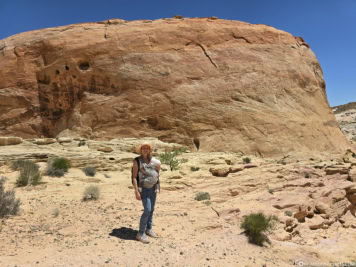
[145,229,158,238]
[136,233,150,243]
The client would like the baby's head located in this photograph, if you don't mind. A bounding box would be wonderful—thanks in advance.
[151,158,161,167]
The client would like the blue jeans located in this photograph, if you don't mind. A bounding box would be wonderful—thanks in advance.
[139,187,157,235]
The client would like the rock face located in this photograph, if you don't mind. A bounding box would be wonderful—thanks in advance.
[0,18,351,156]
[333,102,356,145]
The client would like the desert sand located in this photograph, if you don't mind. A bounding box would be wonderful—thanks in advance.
[0,137,355,267]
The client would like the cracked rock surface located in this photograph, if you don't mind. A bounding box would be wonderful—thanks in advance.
[0,17,350,156]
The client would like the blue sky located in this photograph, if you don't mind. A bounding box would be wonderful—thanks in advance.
[0,0,355,106]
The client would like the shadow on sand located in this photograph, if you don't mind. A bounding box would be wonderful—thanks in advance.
[109,227,138,241]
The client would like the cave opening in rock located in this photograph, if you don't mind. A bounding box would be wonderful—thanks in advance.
[79,62,90,71]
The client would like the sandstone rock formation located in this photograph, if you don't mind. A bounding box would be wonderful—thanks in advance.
[0,18,351,156]
[333,102,356,145]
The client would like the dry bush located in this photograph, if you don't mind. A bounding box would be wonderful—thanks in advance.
[82,185,100,201]
[0,177,21,218]
[195,192,211,201]
[82,167,96,177]
[14,160,41,187]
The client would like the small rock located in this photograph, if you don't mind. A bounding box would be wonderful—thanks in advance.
[32,138,56,145]
[243,163,258,169]
[209,167,230,177]
[97,147,114,153]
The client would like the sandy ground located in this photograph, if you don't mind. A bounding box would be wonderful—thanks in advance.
[0,144,355,267]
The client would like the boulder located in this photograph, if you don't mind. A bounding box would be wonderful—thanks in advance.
[307,216,327,230]
[0,18,350,156]
[97,147,114,153]
[346,193,356,205]
[209,167,231,177]
[349,168,356,182]
[328,199,349,218]
[339,210,356,228]
[229,165,244,173]
[328,189,346,203]
[31,138,57,145]
[343,149,356,164]
[294,205,314,222]
[57,137,72,143]
[0,137,22,146]
[325,166,350,175]
[243,163,258,169]
[314,202,330,214]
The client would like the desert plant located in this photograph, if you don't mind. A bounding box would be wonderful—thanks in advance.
[15,160,41,187]
[304,172,312,178]
[158,147,187,171]
[82,185,100,201]
[82,167,96,177]
[241,212,278,246]
[268,188,274,194]
[78,140,86,147]
[0,177,21,218]
[46,157,70,177]
[51,157,70,172]
[242,157,251,164]
[284,211,293,217]
[191,166,200,172]
[11,159,27,171]
[52,208,60,218]
[195,192,211,201]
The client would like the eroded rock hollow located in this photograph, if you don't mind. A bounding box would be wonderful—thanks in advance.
[0,18,350,156]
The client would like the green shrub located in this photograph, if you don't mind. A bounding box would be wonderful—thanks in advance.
[304,172,312,178]
[158,147,187,171]
[241,212,278,246]
[15,160,41,187]
[195,192,211,201]
[82,185,100,201]
[0,177,21,218]
[82,167,96,177]
[242,157,251,164]
[11,159,27,171]
[46,157,70,177]
[174,146,188,154]
[78,140,86,147]
[191,167,200,172]
[52,208,60,218]
[284,211,293,217]
[52,157,70,172]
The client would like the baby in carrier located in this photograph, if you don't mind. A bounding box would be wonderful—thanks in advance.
[139,158,160,191]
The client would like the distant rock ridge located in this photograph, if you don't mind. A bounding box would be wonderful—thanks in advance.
[333,102,356,145]
[332,102,356,114]
[0,17,351,156]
